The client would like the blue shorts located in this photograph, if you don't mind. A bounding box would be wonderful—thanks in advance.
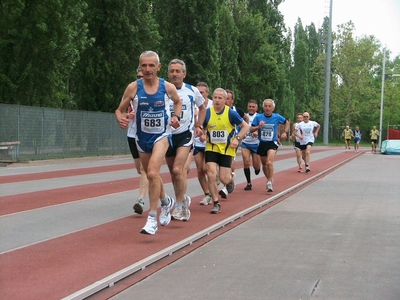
[241,142,259,154]
[136,133,171,153]
[194,146,205,156]
[354,137,360,143]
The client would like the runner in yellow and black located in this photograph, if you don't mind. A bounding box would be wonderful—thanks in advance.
[203,88,249,214]
[370,126,380,153]
[342,125,352,151]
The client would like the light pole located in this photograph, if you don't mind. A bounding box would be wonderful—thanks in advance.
[378,48,386,149]
[323,0,333,144]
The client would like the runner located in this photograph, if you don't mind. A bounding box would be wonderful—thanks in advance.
[115,51,182,235]
[251,99,289,192]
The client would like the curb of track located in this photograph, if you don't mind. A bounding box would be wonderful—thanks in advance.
[62,152,363,300]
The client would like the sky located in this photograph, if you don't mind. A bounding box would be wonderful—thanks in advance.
[279,0,400,58]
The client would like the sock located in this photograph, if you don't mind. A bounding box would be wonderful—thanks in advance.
[149,210,157,218]
[244,168,251,183]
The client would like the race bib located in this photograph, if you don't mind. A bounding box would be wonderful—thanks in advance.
[140,111,164,134]
[304,128,312,136]
[260,125,273,141]
[210,130,228,143]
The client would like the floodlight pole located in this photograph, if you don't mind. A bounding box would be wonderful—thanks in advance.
[323,0,333,144]
[378,49,386,149]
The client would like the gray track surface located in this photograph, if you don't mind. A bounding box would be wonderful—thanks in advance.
[0,148,337,253]
[110,153,400,300]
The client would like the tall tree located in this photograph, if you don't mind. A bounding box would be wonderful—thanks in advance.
[0,0,90,108]
[152,0,221,86]
[216,1,240,93]
[330,22,381,130]
[71,0,161,112]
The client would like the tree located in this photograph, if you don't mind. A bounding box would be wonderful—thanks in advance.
[71,0,161,112]
[330,22,381,130]
[0,0,90,108]
[152,0,221,86]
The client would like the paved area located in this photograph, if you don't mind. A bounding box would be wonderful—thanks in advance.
[110,153,400,300]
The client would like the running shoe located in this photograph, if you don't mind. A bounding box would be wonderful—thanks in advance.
[305,166,311,173]
[226,172,235,193]
[159,196,175,226]
[298,167,303,173]
[210,202,221,214]
[199,195,212,205]
[244,183,252,191]
[133,197,145,214]
[267,181,273,192]
[140,215,158,235]
[171,206,183,221]
[182,195,191,221]
[219,187,228,199]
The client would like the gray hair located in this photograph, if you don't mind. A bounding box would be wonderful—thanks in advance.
[213,88,227,99]
[248,99,258,106]
[168,59,187,72]
[196,82,209,92]
[263,99,275,109]
[139,51,160,64]
[226,89,235,100]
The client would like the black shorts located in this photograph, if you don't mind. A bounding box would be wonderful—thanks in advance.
[257,141,280,157]
[166,130,193,157]
[294,141,301,150]
[127,137,139,159]
[205,151,232,168]
[299,142,313,150]
[371,139,377,144]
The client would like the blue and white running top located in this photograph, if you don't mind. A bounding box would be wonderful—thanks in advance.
[251,113,287,142]
[135,78,171,153]
[169,83,204,135]
[243,113,259,145]
[194,99,213,148]
[127,95,138,138]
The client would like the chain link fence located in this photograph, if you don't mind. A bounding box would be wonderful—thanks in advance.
[0,104,129,162]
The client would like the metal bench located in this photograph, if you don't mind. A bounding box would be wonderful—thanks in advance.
[0,141,20,162]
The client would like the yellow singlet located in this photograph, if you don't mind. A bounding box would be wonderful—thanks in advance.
[205,106,236,157]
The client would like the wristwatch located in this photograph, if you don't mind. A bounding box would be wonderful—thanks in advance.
[236,136,242,141]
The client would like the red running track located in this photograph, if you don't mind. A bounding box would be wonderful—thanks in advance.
[0,148,360,299]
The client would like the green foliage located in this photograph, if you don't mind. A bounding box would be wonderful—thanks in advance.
[1,0,399,139]
[0,0,90,108]
[152,0,221,87]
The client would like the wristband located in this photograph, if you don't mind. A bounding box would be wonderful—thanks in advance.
[171,113,181,121]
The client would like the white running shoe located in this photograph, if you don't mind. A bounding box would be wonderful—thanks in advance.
[199,195,212,205]
[140,215,158,235]
[171,207,183,221]
[182,195,191,221]
[267,181,273,192]
[219,187,228,199]
[159,196,175,226]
